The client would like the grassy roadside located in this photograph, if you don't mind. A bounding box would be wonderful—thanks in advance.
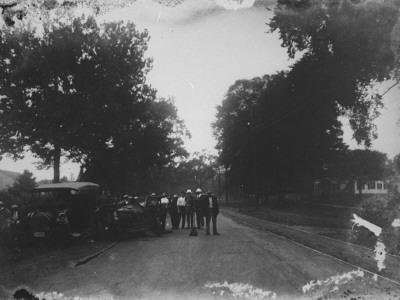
[223,194,400,255]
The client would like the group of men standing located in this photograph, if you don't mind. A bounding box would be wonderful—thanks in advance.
[161,189,220,235]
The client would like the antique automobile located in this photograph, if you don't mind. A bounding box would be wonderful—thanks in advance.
[26,182,100,240]
[92,195,160,238]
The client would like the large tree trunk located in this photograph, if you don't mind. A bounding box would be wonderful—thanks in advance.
[53,144,61,183]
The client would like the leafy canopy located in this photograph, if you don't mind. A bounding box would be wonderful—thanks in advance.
[269,0,400,146]
[0,15,188,185]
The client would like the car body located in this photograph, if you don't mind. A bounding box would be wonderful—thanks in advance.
[92,197,160,237]
[26,182,100,240]
[25,182,161,241]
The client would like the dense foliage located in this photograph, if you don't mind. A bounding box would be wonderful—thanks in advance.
[214,0,400,198]
[0,16,188,189]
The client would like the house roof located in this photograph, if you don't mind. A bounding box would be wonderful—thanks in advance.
[0,169,21,180]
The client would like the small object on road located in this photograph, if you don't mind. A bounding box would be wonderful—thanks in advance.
[189,227,198,236]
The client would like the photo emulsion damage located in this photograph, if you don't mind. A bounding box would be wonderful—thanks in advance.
[0,0,400,299]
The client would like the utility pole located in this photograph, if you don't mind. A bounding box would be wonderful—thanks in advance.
[225,165,229,206]
[218,168,221,202]
[250,106,258,205]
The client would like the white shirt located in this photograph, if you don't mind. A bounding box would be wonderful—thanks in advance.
[160,197,169,204]
[177,196,186,206]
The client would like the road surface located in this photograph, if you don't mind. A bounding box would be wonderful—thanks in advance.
[1,212,399,299]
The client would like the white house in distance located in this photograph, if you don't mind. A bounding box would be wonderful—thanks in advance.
[354,180,389,194]
[0,169,20,190]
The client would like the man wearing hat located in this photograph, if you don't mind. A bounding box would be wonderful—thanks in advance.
[194,188,204,229]
[203,190,220,235]
[185,189,195,229]
[177,191,186,229]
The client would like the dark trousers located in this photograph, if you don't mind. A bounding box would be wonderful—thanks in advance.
[178,206,186,228]
[206,209,217,234]
[186,208,194,228]
[170,208,178,229]
[195,208,203,228]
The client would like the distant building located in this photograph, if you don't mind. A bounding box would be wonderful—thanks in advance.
[313,179,390,197]
[391,177,400,194]
[0,169,21,190]
[353,180,389,195]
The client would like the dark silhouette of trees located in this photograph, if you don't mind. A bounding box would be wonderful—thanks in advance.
[269,0,400,147]
[214,1,400,200]
[9,170,37,195]
[0,16,187,188]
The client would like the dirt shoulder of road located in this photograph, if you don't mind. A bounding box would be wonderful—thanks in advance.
[0,238,118,298]
[222,207,400,284]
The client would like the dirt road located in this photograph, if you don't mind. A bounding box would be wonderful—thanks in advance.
[1,213,399,299]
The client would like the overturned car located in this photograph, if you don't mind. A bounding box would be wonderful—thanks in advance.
[92,196,160,238]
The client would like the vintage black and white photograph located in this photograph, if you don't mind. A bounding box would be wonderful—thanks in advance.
[0,0,400,299]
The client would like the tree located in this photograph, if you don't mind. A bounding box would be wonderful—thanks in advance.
[394,153,400,175]
[330,149,389,195]
[9,170,37,195]
[0,15,187,185]
[213,72,347,198]
[213,76,269,196]
[269,0,400,147]
[80,97,189,194]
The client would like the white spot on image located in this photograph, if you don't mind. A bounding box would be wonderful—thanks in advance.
[205,281,276,299]
[392,218,400,228]
[215,0,256,10]
[35,291,115,300]
[157,11,161,22]
[302,269,364,293]
[373,274,378,281]
[374,241,387,271]
[351,214,382,237]
[188,81,195,88]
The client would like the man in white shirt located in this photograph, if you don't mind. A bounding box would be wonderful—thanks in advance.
[177,191,187,229]
[159,193,169,230]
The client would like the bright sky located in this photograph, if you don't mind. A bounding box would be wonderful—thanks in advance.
[0,0,399,180]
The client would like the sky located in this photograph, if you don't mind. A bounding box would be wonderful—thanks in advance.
[0,0,399,180]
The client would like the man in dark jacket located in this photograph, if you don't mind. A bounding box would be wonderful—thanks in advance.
[170,194,179,229]
[194,188,204,229]
[202,191,220,235]
[185,189,195,229]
